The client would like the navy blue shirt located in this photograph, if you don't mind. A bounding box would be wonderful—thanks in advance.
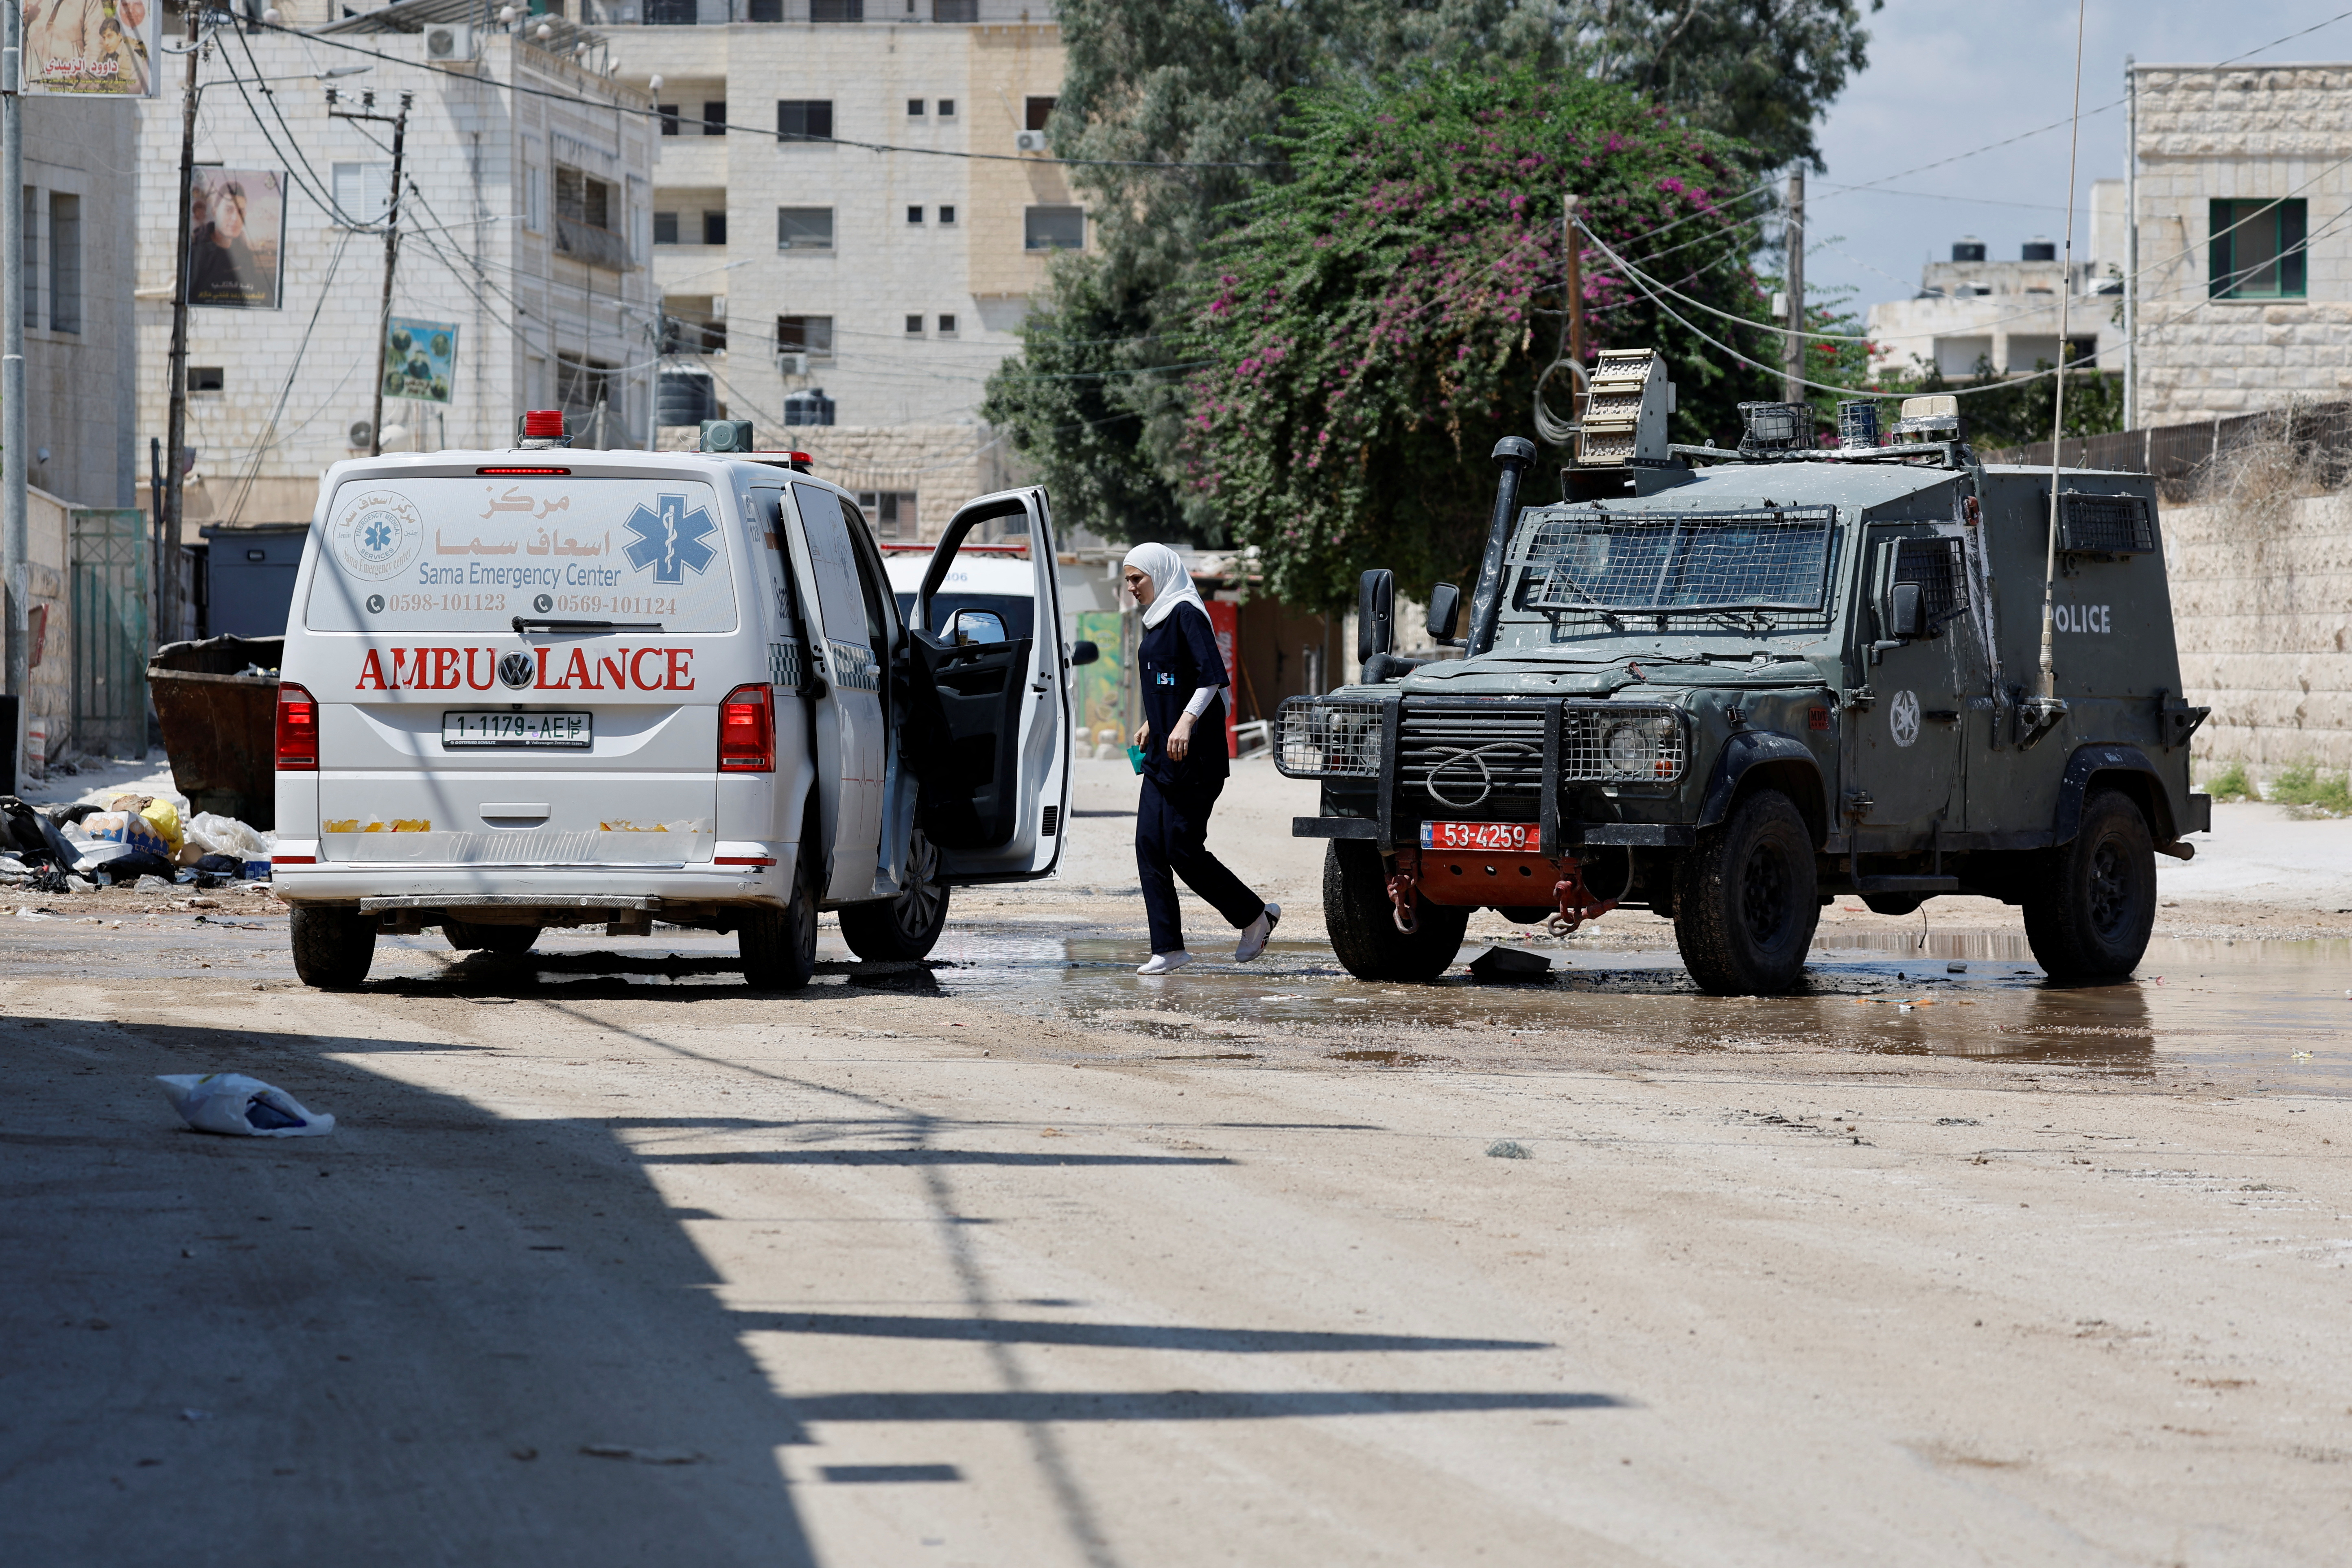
[1137,601,1229,788]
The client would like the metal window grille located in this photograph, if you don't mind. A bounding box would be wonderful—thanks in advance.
[1893,538,1969,627]
[1565,705,1685,784]
[1276,697,1384,779]
[1517,507,1836,613]
[2058,492,2155,554]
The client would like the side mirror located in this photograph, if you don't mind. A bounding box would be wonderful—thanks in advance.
[949,608,1008,647]
[1357,569,1395,665]
[1069,640,1099,667]
[1889,581,1925,639]
[1427,581,1462,643]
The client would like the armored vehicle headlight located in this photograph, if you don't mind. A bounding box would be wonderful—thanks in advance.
[1604,722,1648,773]
[1650,716,1676,739]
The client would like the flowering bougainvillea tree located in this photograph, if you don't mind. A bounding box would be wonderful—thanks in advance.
[1180,63,1782,611]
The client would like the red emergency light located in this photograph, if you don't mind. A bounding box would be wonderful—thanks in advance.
[521,409,566,439]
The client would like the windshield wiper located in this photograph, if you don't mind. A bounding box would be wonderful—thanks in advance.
[511,616,665,634]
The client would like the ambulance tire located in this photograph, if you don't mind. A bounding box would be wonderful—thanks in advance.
[1323,839,1470,984]
[840,830,951,962]
[2022,787,2156,981]
[740,856,819,992]
[1672,787,1819,996]
[291,906,377,989]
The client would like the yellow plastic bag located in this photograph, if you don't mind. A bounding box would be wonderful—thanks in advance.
[137,798,184,854]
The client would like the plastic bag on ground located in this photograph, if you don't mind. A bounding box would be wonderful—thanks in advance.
[188,812,267,858]
[157,1074,335,1138]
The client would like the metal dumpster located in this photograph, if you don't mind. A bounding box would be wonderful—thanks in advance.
[148,634,283,830]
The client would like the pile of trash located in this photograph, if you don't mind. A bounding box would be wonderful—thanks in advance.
[0,792,275,894]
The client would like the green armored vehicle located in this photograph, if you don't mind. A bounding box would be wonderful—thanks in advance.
[1278,349,2210,995]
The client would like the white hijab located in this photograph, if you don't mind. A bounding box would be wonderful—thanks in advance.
[1124,542,1207,630]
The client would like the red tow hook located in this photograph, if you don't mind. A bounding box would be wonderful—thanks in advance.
[1545,858,1620,937]
[1386,849,1422,935]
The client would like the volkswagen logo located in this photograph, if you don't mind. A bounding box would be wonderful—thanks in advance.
[498,651,537,690]
[1421,743,1534,810]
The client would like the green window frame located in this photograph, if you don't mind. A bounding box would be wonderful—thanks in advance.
[2210,197,2307,299]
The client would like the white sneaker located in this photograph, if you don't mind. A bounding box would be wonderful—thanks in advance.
[1136,950,1193,976]
[1234,903,1281,963]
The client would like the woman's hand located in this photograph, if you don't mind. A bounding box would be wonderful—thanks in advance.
[1133,720,1150,751]
[1166,714,1195,762]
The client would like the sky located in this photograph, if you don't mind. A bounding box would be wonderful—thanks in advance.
[1805,0,2352,311]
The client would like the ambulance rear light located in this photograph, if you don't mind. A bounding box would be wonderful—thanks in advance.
[276,682,319,771]
[717,684,775,771]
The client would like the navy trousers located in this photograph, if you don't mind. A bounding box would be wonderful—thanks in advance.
[1136,775,1266,955]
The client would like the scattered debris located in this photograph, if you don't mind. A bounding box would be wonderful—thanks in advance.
[579,1445,704,1465]
[157,1074,336,1138]
[1468,946,1554,984]
[1486,1140,1533,1159]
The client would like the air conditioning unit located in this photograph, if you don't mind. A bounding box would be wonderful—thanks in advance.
[1014,130,1047,154]
[776,352,809,377]
[424,24,476,62]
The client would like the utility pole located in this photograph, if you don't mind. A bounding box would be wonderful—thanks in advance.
[330,89,412,457]
[1563,192,1585,417]
[1782,168,1805,404]
[2123,55,2138,431]
[4,0,27,769]
[164,2,203,647]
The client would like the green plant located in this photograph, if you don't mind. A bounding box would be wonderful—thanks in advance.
[2269,760,2352,817]
[1179,63,1774,609]
[2200,760,2253,802]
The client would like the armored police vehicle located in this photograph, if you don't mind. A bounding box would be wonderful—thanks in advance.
[1279,350,2209,994]
[272,411,1091,990]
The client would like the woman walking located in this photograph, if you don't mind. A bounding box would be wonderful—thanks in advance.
[1122,544,1278,975]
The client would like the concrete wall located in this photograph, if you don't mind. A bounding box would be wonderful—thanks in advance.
[2168,490,2352,773]
[23,95,137,509]
[2132,63,2352,426]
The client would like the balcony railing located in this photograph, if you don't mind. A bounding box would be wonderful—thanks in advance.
[555,216,631,272]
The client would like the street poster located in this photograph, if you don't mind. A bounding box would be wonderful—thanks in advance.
[384,319,460,403]
[187,168,285,310]
[24,0,159,96]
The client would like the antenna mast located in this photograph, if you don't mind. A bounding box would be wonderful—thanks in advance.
[2027,0,2091,742]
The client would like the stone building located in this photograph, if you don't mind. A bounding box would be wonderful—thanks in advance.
[133,4,659,534]
[2129,61,2352,425]
[597,0,1068,539]
[1865,187,2124,381]
[15,95,140,768]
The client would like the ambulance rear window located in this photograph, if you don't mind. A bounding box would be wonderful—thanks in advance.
[304,476,740,633]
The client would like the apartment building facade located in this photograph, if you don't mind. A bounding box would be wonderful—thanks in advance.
[601,0,1068,539]
[1865,183,2125,383]
[2129,62,2352,425]
[133,4,658,530]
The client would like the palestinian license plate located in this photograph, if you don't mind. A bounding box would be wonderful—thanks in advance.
[1420,820,1532,852]
[442,710,592,749]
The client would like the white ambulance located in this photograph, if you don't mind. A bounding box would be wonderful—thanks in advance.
[271,413,1093,989]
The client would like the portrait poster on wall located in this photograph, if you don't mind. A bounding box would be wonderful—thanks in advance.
[187,168,286,310]
[24,0,160,97]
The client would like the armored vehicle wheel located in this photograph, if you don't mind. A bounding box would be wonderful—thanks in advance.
[1323,839,1470,983]
[444,919,540,954]
[1672,788,1819,996]
[291,906,377,989]
[741,854,819,991]
[2022,787,2156,981]
[841,829,952,961]
[1860,892,1924,917]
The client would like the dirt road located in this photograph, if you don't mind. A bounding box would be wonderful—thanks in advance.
[4,760,2347,1566]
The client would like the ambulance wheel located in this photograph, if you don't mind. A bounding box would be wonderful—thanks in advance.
[444,919,540,954]
[1323,840,1470,983]
[740,857,818,992]
[2022,787,2156,981]
[840,828,951,961]
[1673,787,1819,996]
[291,906,377,989]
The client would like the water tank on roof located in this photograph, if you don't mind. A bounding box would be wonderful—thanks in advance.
[658,369,717,427]
[2022,237,2057,262]
[1951,237,1986,262]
